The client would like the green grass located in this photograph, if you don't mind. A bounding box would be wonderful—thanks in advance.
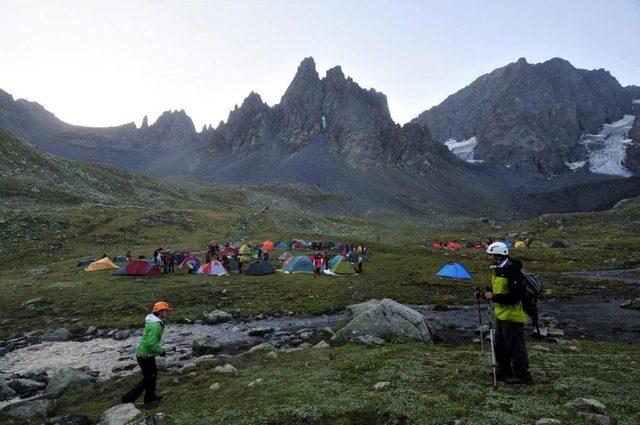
[7,340,633,424]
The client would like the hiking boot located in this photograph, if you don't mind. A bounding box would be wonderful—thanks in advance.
[505,376,534,385]
[144,395,163,405]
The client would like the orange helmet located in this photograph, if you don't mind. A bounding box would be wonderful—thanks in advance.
[152,301,173,313]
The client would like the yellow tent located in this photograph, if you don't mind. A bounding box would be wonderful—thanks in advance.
[514,241,526,249]
[84,257,119,272]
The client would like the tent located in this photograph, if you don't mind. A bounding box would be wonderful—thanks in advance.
[289,240,304,250]
[76,258,96,267]
[246,260,275,276]
[198,260,228,276]
[331,259,356,275]
[174,251,186,265]
[436,262,472,279]
[220,246,237,257]
[514,241,526,249]
[85,257,119,272]
[551,240,568,248]
[445,242,462,250]
[498,240,513,248]
[114,260,162,276]
[329,254,345,268]
[282,256,315,273]
[470,241,486,250]
[432,242,442,250]
[347,252,359,263]
[275,241,288,249]
[262,240,274,251]
[180,255,200,271]
[278,251,294,262]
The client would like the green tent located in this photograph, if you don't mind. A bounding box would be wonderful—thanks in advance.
[331,259,356,275]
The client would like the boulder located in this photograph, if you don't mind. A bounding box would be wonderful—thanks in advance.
[132,412,166,425]
[192,335,221,356]
[113,329,133,340]
[21,296,47,308]
[4,399,56,419]
[99,403,141,425]
[345,299,380,320]
[202,310,233,324]
[9,378,46,398]
[0,381,18,400]
[213,364,238,375]
[535,419,561,425]
[194,355,225,367]
[265,351,278,359]
[248,378,263,387]
[247,342,275,353]
[248,327,274,337]
[373,381,390,391]
[312,340,330,349]
[564,398,606,414]
[27,267,49,277]
[620,298,640,310]
[209,383,221,391]
[332,299,434,345]
[44,367,95,397]
[41,328,72,342]
[46,414,93,425]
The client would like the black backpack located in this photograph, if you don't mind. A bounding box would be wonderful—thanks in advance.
[520,271,543,335]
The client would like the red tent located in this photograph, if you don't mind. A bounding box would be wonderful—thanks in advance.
[113,260,162,276]
[262,240,274,251]
[432,242,442,250]
[445,242,462,250]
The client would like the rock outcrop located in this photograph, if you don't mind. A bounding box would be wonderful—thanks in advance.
[413,58,640,175]
[331,299,434,345]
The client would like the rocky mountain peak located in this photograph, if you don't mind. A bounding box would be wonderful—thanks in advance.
[141,115,149,129]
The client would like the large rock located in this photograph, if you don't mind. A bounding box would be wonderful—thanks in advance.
[9,377,46,398]
[202,310,233,324]
[44,367,95,397]
[99,403,141,425]
[27,267,49,277]
[41,328,72,342]
[0,380,18,400]
[192,335,221,356]
[331,299,434,345]
[564,398,607,414]
[4,399,56,419]
[21,296,48,308]
[620,298,640,310]
[345,299,380,320]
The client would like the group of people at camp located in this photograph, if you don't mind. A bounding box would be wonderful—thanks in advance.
[123,238,535,407]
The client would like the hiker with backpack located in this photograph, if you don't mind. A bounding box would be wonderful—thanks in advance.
[480,242,535,385]
[121,301,172,405]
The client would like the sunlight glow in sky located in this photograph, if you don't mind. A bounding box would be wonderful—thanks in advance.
[1,0,639,129]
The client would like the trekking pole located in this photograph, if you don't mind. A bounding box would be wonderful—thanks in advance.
[486,297,498,391]
[475,287,484,354]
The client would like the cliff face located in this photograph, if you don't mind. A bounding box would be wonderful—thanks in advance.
[205,58,457,173]
[412,58,639,175]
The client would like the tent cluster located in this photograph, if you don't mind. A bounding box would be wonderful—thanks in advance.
[424,236,552,251]
[81,238,368,278]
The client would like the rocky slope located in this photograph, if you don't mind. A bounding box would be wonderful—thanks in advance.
[204,58,456,173]
[412,58,640,175]
[624,105,640,173]
[0,129,184,206]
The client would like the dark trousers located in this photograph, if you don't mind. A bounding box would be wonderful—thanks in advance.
[494,319,532,380]
[122,356,158,403]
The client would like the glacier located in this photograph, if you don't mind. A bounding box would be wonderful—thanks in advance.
[444,136,483,163]
[579,114,635,177]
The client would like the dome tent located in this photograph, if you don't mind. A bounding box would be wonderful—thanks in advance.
[198,260,228,276]
[85,257,119,272]
[246,260,276,276]
[114,260,162,276]
[436,262,472,279]
[282,256,315,273]
[331,259,356,275]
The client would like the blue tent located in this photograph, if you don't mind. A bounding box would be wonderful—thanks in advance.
[498,240,513,248]
[282,256,315,273]
[436,262,472,279]
[275,241,288,249]
[329,254,345,268]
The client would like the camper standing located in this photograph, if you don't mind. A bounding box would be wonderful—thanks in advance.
[122,301,172,404]
[482,242,534,385]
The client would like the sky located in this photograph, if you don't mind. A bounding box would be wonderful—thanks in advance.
[1,0,639,129]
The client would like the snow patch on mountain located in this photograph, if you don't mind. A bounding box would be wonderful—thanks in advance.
[633,99,640,105]
[565,161,586,172]
[580,114,635,177]
[444,136,482,163]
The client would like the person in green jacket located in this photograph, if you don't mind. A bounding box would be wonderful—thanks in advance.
[121,301,172,404]
[482,242,534,385]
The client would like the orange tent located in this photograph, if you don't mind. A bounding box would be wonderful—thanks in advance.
[262,240,274,251]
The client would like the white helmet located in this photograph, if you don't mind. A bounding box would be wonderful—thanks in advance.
[486,242,509,256]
